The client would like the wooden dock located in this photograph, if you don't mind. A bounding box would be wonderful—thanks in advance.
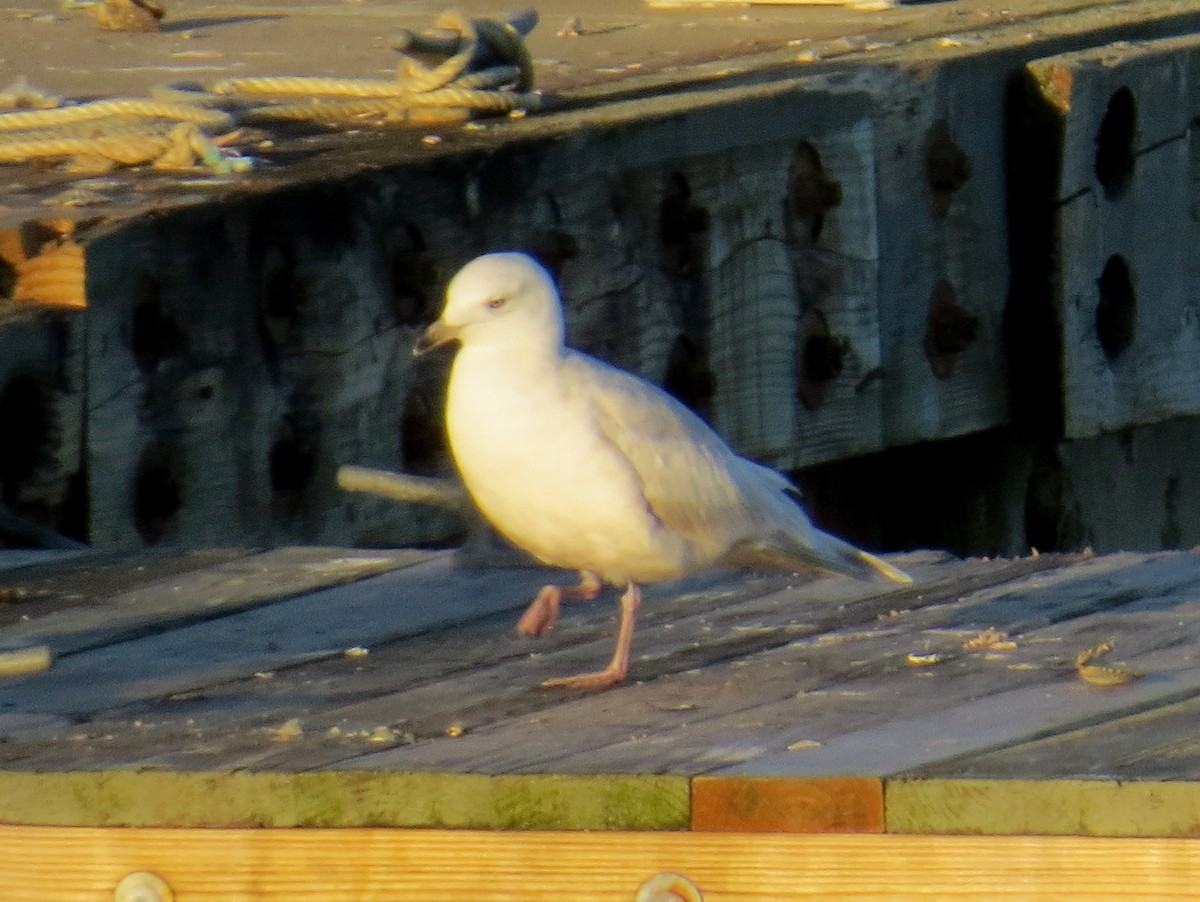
[7,0,1200,895]
[7,0,1200,556]
[3,544,1200,897]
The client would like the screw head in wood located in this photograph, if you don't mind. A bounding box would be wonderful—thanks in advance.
[635,872,702,902]
[114,871,174,902]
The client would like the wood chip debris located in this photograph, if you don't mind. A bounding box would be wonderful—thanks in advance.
[962,627,1017,652]
[0,644,52,677]
[1075,636,1142,687]
[905,652,947,666]
[786,739,822,751]
[272,717,304,741]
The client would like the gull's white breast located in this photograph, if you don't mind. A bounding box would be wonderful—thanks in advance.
[445,347,690,584]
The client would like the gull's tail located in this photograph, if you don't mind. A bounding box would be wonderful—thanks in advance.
[726,527,912,584]
[725,459,913,584]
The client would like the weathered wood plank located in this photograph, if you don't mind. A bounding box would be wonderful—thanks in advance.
[3,826,1200,900]
[0,546,432,653]
[308,554,1085,775]
[691,775,883,833]
[327,551,1200,778]
[0,771,688,830]
[721,553,1200,778]
[0,556,551,719]
[887,780,1200,838]
[905,691,1200,781]
[1024,35,1200,438]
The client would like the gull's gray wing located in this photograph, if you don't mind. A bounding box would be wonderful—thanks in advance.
[561,351,756,555]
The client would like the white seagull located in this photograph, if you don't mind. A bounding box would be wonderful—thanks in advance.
[415,252,911,689]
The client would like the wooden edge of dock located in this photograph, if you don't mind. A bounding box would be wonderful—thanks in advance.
[2,825,1197,900]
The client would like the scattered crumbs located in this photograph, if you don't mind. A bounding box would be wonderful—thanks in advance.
[905,652,946,666]
[0,645,52,678]
[344,646,369,658]
[695,746,764,766]
[1075,636,1141,687]
[368,725,397,743]
[963,627,1017,652]
[445,722,466,738]
[272,717,303,741]
[327,725,342,738]
[556,15,582,37]
[171,49,223,59]
[787,739,821,751]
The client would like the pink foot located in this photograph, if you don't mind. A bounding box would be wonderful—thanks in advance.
[514,571,602,638]
[516,585,561,637]
[541,666,626,690]
[538,583,641,692]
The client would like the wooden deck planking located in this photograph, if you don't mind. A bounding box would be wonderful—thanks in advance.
[3,546,1200,837]
[0,551,1053,772]
[0,546,432,653]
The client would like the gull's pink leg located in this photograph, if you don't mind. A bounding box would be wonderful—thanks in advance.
[515,570,602,637]
[541,582,642,690]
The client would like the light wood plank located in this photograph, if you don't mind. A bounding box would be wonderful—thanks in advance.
[3,827,1200,900]
[0,771,688,830]
[887,779,1200,837]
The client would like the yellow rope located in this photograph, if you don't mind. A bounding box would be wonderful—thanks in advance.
[0,8,540,174]
[0,98,232,132]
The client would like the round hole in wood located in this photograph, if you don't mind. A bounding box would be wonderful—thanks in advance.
[1095,87,1137,199]
[133,443,182,545]
[924,280,978,380]
[259,246,308,346]
[662,333,716,418]
[0,373,56,507]
[386,223,438,327]
[924,121,971,218]
[130,272,181,374]
[796,308,849,411]
[269,419,317,511]
[400,385,446,476]
[0,253,16,299]
[1096,253,1136,360]
[788,141,842,243]
[658,172,709,277]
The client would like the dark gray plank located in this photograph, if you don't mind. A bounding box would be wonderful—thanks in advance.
[0,556,553,720]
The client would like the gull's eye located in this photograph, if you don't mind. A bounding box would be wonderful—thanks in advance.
[485,297,507,310]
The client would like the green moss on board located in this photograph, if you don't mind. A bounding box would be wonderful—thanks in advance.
[0,770,689,830]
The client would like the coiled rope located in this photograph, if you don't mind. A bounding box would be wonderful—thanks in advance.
[0,8,540,175]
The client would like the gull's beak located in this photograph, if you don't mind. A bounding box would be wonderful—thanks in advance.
[413,320,460,357]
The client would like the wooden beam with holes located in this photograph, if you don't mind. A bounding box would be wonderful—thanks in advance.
[1015,35,1200,440]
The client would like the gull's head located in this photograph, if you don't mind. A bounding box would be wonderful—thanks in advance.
[413,252,564,357]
